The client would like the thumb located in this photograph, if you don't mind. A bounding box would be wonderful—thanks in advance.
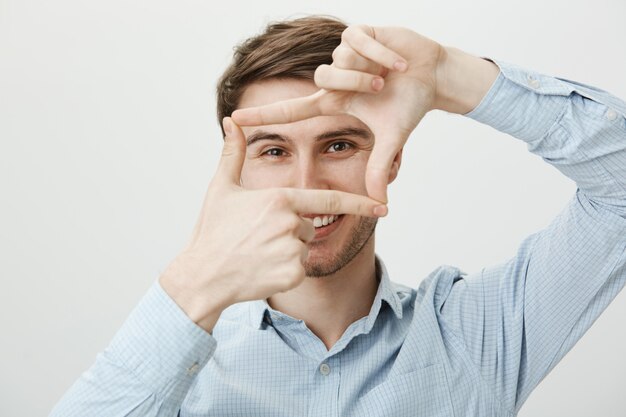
[215,117,246,186]
[365,139,398,204]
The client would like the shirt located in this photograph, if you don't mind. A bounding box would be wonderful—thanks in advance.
[50,59,626,417]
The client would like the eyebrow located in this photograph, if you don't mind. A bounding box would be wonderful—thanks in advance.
[245,127,372,146]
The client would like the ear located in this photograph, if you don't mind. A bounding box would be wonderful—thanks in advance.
[387,148,403,184]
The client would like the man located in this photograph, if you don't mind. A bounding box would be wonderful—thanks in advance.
[50,16,626,417]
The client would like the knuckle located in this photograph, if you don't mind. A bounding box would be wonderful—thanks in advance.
[354,24,373,37]
[342,24,363,42]
[317,91,346,114]
[341,26,352,42]
[333,47,353,67]
[283,266,303,288]
[290,264,305,280]
[279,101,294,122]
[355,72,371,90]
[290,243,303,259]
[266,189,290,210]
[284,216,301,233]
[314,65,330,85]
[344,24,367,46]
[325,193,341,214]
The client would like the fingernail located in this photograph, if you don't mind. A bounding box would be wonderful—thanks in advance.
[372,77,384,91]
[373,205,388,217]
[223,117,232,135]
[394,60,408,72]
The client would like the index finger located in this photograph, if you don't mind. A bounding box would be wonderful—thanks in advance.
[231,90,324,126]
[282,188,388,217]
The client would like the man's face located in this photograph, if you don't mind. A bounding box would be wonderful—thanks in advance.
[238,78,377,277]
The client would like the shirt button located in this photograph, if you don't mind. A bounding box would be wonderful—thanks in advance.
[606,109,618,121]
[527,76,540,89]
[319,363,331,376]
[187,362,199,376]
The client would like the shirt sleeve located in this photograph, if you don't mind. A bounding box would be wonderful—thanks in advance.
[49,281,218,417]
[439,60,626,414]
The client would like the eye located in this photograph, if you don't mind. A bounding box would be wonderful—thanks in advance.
[261,147,287,158]
[327,141,352,153]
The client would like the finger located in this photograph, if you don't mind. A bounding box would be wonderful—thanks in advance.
[215,117,246,185]
[297,217,315,243]
[231,90,324,126]
[315,64,385,93]
[365,139,399,204]
[283,188,387,217]
[342,25,408,72]
[332,45,387,76]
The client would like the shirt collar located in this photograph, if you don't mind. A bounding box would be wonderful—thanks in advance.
[249,255,404,330]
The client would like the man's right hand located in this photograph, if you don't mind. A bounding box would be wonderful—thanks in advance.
[159,117,386,333]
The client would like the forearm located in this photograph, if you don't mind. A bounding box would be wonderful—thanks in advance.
[50,282,217,417]
[462,59,626,206]
[433,46,501,115]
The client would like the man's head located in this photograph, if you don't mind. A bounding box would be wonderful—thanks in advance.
[216,16,396,277]
[216,16,346,133]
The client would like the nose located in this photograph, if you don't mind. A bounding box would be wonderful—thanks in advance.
[290,156,328,190]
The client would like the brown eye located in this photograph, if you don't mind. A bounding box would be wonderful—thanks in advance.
[328,141,352,153]
[264,148,286,157]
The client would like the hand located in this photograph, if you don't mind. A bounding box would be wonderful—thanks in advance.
[231,25,445,203]
[159,117,386,332]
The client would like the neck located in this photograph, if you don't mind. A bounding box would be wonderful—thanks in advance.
[266,235,378,351]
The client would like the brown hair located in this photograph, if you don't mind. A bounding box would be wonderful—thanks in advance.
[215,15,347,136]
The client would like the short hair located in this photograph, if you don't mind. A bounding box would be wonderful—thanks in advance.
[215,15,347,136]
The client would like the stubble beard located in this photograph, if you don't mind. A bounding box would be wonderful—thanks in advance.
[303,216,377,278]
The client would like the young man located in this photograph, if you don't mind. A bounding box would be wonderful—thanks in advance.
[51,16,626,417]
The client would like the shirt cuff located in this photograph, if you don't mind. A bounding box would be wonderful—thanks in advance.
[464,59,624,144]
[105,280,217,395]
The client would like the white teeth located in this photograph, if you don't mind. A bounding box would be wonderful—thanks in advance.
[312,215,339,228]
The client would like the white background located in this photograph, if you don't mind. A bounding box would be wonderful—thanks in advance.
[1,0,625,416]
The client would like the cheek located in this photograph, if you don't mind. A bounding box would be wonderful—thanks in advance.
[324,156,369,195]
[240,160,287,189]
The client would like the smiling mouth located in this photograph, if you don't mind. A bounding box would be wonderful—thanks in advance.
[311,214,341,228]
[301,214,345,240]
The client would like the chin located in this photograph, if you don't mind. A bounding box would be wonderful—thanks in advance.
[303,216,377,278]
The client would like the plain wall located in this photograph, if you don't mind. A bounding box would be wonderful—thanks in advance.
[1,0,625,416]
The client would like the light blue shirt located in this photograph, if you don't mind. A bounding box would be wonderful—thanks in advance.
[50,59,626,417]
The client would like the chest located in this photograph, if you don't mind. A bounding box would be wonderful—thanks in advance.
[181,321,457,417]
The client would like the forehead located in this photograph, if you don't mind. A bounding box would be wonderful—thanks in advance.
[238,78,371,139]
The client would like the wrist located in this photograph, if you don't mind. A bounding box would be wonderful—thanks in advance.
[159,255,234,333]
[433,47,500,114]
